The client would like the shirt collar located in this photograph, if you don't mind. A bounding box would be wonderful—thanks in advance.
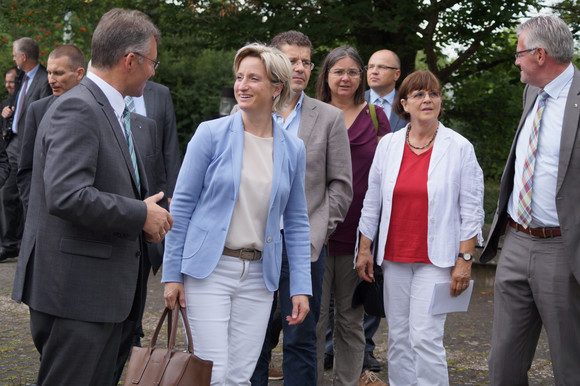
[86,71,126,120]
[369,88,396,105]
[543,62,574,100]
[25,63,40,80]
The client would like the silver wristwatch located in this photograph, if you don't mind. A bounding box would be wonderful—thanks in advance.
[458,253,473,261]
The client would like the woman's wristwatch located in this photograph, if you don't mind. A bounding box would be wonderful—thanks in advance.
[458,253,473,261]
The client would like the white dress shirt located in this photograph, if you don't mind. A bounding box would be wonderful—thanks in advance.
[508,63,574,227]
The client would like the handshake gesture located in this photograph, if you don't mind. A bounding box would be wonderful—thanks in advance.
[143,192,173,243]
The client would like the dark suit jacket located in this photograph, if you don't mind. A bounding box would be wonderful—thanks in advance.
[17,95,57,209]
[12,65,52,135]
[143,81,180,198]
[131,112,166,273]
[481,65,580,283]
[12,77,149,324]
[0,139,10,187]
[365,89,407,132]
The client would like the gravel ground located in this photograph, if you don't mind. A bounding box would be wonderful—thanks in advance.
[0,257,555,385]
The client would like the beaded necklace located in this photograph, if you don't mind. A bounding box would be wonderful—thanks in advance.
[406,125,438,150]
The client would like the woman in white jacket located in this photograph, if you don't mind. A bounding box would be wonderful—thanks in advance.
[355,70,484,386]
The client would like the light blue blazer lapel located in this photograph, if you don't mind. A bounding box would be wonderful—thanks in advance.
[557,67,580,193]
[270,120,285,208]
[230,113,245,199]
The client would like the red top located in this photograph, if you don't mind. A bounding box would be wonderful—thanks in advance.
[384,144,432,264]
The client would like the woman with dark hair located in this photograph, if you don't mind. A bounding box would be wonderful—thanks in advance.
[356,70,484,385]
[315,46,390,385]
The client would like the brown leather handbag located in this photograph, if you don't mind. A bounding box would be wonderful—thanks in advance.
[124,304,213,385]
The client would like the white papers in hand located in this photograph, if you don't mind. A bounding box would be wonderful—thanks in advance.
[428,280,474,315]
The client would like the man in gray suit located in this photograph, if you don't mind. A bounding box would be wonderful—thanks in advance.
[250,30,353,385]
[364,49,406,132]
[0,37,51,261]
[11,9,172,385]
[480,15,580,385]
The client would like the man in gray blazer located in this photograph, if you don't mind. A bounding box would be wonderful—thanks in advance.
[364,49,406,132]
[0,37,51,261]
[480,15,580,385]
[250,31,353,385]
[122,81,181,349]
[11,9,172,385]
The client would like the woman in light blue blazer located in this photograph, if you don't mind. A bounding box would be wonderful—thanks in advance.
[162,43,312,385]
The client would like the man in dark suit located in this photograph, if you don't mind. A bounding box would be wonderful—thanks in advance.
[17,44,86,212]
[11,9,172,385]
[0,37,51,261]
[249,30,353,385]
[364,49,406,132]
[480,15,580,385]
[124,80,181,347]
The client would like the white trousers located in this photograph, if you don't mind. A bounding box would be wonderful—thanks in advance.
[383,261,451,386]
[184,255,273,385]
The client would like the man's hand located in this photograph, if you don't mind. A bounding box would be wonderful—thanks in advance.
[1,106,14,119]
[286,295,309,325]
[143,191,173,243]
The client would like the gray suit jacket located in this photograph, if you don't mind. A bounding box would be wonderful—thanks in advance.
[17,95,57,210]
[13,65,52,135]
[480,65,580,283]
[232,95,352,261]
[365,89,406,132]
[12,77,149,323]
[143,81,181,197]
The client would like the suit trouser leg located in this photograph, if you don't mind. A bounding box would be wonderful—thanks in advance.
[280,245,326,385]
[489,227,580,386]
[30,308,123,386]
[0,137,23,252]
[332,255,365,385]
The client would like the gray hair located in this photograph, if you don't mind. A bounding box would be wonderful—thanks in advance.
[14,38,39,62]
[517,15,574,64]
[91,8,161,70]
[233,43,292,113]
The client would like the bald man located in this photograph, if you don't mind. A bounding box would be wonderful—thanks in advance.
[365,49,406,132]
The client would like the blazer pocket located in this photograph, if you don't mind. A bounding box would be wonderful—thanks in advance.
[60,237,113,259]
[182,223,208,259]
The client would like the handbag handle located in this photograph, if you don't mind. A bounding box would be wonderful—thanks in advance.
[147,302,195,354]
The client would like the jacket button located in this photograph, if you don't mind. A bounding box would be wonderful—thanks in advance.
[267,237,272,243]
[136,251,141,258]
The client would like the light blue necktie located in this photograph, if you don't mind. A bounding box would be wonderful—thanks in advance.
[121,106,140,192]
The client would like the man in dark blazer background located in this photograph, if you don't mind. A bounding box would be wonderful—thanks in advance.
[17,44,86,212]
[11,9,172,385]
[480,15,580,385]
[0,37,51,261]
[364,49,406,132]
[124,79,181,348]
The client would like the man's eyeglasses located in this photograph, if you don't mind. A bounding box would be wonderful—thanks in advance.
[365,64,399,72]
[133,52,160,70]
[514,48,537,60]
[328,69,362,78]
[289,59,315,70]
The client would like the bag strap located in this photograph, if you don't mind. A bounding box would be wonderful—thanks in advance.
[369,103,379,133]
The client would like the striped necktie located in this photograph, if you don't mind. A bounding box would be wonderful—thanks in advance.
[121,107,140,193]
[125,96,136,113]
[516,89,549,227]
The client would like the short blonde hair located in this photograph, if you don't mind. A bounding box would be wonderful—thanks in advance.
[233,43,292,113]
